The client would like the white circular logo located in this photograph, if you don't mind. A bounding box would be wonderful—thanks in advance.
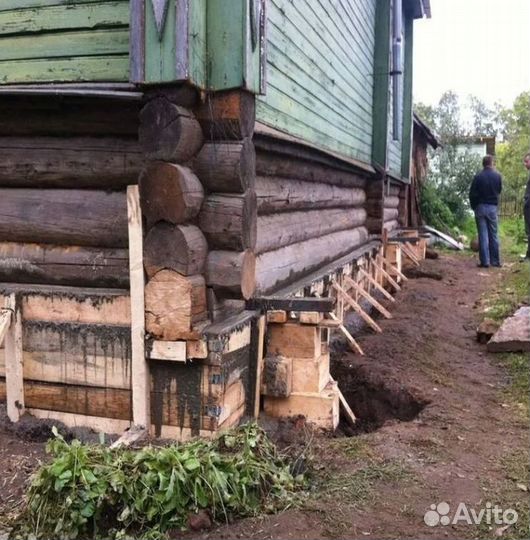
[424,502,451,527]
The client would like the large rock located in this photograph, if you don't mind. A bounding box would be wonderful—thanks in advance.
[487,307,530,352]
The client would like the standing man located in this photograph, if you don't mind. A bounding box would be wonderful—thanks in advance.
[523,152,530,261]
[469,155,502,268]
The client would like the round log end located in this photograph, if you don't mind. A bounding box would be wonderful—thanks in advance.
[139,162,204,226]
[241,250,256,300]
[139,98,204,162]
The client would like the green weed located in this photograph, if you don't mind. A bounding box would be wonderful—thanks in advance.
[11,423,304,540]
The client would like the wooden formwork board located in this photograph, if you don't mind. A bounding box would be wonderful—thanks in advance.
[0,371,246,434]
[267,322,327,359]
[264,380,339,430]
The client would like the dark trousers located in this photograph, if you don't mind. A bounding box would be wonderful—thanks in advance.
[524,199,530,259]
[474,203,500,266]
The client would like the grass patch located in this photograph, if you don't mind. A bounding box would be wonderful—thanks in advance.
[496,353,530,419]
[326,435,375,460]
[475,450,529,540]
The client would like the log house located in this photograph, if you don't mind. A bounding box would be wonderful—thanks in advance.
[0,0,432,436]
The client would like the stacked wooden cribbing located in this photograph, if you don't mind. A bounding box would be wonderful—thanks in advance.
[0,97,143,288]
[262,321,339,430]
[366,180,401,234]
[195,91,258,314]
[254,141,369,294]
[139,94,208,342]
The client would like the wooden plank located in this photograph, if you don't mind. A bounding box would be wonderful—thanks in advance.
[147,341,186,362]
[338,387,356,426]
[0,0,121,13]
[127,185,149,429]
[0,29,128,62]
[0,2,129,36]
[0,285,130,325]
[372,0,392,168]
[332,281,382,333]
[246,296,335,313]
[0,56,129,84]
[0,323,131,390]
[4,294,24,422]
[328,312,364,355]
[358,268,395,302]
[344,275,392,319]
[266,310,287,324]
[254,315,266,417]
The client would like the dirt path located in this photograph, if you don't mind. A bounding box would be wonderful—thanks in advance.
[0,252,528,540]
[189,253,529,540]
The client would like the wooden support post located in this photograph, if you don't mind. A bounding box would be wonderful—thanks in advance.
[328,312,364,355]
[377,253,409,282]
[254,315,266,418]
[344,275,392,319]
[127,185,149,430]
[358,268,395,302]
[373,257,401,291]
[4,293,24,422]
[332,281,382,333]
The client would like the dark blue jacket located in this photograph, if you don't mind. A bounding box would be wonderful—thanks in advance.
[469,167,502,210]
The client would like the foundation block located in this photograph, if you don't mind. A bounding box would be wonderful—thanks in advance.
[264,380,339,430]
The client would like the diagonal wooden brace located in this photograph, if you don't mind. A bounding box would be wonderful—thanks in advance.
[332,280,382,333]
[358,268,395,302]
[373,257,401,291]
[377,253,409,282]
[344,275,392,319]
[401,241,421,266]
[328,312,364,355]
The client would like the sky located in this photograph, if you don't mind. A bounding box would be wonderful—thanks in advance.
[413,0,530,107]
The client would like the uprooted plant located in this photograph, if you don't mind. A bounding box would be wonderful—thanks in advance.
[10,423,306,540]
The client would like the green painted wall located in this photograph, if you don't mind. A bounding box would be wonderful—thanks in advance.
[256,0,376,165]
[0,0,129,84]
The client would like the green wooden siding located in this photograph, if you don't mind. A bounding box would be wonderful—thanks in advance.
[256,0,376,165]
[0,0,129,84]
[401,13,414,179]
[372,0,391,169]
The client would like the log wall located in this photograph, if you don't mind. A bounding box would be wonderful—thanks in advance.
[252,138,369,294]
[0,95,141,289]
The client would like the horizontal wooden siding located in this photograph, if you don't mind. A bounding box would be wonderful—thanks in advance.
[256,0,376,165]
[0,0,129,84]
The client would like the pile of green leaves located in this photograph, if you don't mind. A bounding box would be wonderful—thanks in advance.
[12,423,303,540]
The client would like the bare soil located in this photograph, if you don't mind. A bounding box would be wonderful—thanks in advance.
[0,252,528,539]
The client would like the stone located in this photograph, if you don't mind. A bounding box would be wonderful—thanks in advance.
[487,307,530,352]
[477,318,500,344]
